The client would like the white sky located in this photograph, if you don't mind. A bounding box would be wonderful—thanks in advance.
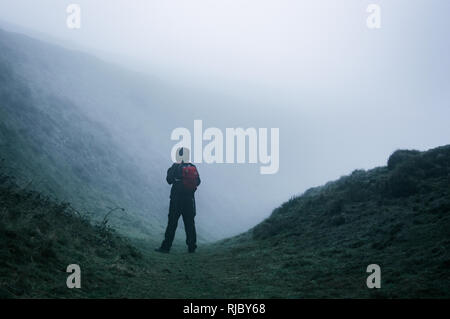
[1,0,449,157]
[0,1,437,87]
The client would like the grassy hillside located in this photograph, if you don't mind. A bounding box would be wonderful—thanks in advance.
[0,28,246,240]
[1,145,448,298]
[0,29,171,239]
[209,144,450,298]
[157,145,450,298]
[0,168,145,298]
[0,70,164,240]
[0,166,245,298]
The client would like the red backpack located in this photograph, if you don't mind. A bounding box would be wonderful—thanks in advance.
[181,164,199,192]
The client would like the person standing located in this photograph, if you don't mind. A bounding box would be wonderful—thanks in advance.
[155,147,200,253]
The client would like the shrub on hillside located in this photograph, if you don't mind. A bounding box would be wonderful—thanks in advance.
[386,170,419,197]
[387,150,420,170]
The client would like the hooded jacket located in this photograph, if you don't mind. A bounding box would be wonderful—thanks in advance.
[166,162,201,199]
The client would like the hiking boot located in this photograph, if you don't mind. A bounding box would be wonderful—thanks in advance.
[188,247,196,253]
[154,247,170,254]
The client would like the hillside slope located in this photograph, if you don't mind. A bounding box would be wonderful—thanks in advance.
[0,169,145,298]
[0,27,253,240]
[0,60,165,240]
[0,28,230,241]
[0,28,172,239]
[2,145,449,298]
[207,144,450,298]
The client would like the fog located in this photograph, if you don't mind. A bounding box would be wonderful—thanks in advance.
[1,0,449,236]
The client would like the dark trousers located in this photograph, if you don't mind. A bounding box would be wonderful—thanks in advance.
[161,196,197,251]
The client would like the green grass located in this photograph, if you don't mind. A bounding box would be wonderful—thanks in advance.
[1,145,449,298]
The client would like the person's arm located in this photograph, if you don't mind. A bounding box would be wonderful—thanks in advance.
[196,167,201,186]
[166,164,177,185]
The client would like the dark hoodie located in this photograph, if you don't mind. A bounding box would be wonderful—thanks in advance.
[166,162,201,199]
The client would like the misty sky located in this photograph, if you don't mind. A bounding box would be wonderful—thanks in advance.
[1,0,449,232]
[1,1,449,90]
